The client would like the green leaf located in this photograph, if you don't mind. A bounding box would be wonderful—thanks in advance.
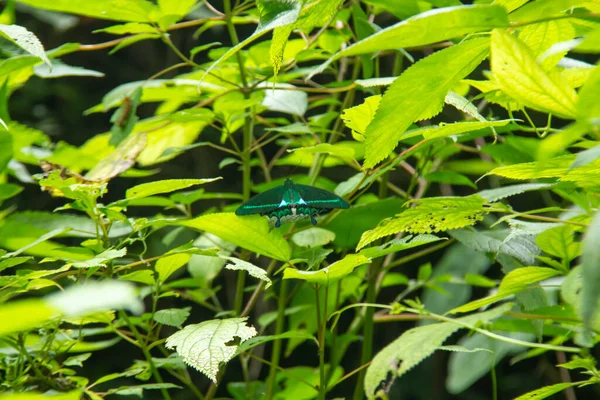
[107,383,181,397]
[94,22,159,35]
[449,228,540,265]
[513,382,580,400]
[1,227,70,259]
[34,61,104,78]
[364,303,512,397]
[0,183,23,201]
[363,38,490,168]
[357,195,489,249]
[581,210,600,335]
[0,299,56,336]
[292,227,336,248]
[400,120,511,141]
[536,225,580,262]
[156,253,192,283]
[0,24,51,67]
[424,171,476,189]
[0,256,32,273]
[0,129,12,173]
[222,256,271,288]
[236,330,317,355]
[490,29,578,118]
[0,391,82,400]
[15,0,159,22]
[478,183,555,202]
[569,145,600,171]
[153,308,191,328]
[577,61,600,122]
[63,352,92,367]
[341,95,381,142]
[71,248,127,269]
[282,254,370,285]
[488,154,600,188]
[180,213,291,262]
[126,178,222,199]
[450,267,560,314]
[310,5,508,78]
[158,0,196,18]
[165,318,257,383]
[359,234,443,259]
[203,0,301,79]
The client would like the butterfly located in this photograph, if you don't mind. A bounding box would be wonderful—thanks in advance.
[235,178,349,228]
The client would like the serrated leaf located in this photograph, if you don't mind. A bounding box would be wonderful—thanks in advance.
[15,0,159,22]
[581,210,600,335]
[357,195,489,249]
[478,183,555,202]
[292,227,336,248]
[536,225,580,262]
[153,308,190,328]
[126,178,222,199]
[364,303,512,397]
[490,29,577,118]
[222,256,271,288]
[283,254,370,285]
[450,267,560,314]
[514,382,580,400]
[165,318,257,383]
[94,22,158,35]
[363,38,490,168]
[0,24,51,67]
[577,61,600,122]
[341,95,381,142]
[488,154,600,188]
[310,5,508,78]
[180,213,291,261]
[449,228,540,265]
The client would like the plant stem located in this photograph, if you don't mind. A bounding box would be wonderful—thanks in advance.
[315,285,328,400]
[352,259,382,400]
[120,311,172,400]
[266,279,289,399]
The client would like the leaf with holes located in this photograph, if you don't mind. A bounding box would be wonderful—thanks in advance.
[165,318,257,383]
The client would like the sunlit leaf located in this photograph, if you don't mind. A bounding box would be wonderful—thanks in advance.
[0,23,51,67]
[165,318,257,383]
[154,307,191,328]
[283,254,370,284]
[292,227,336,248]
[180,213,291,261]
[222,256,271,288]
[126,178,222,199]
[15,0,159,22]
[581,210,600,335]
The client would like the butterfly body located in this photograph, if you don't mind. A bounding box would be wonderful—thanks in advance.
[235,178,349,227]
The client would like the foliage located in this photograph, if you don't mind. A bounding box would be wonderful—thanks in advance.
[0,0,599,399]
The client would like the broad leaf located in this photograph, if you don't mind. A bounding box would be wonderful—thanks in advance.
[222,256,271,288]
[71,248,127,269]
[153,308,190,328]
[478,183,555,202]
[126,178,222,199]
[180,213,291,261]
[165,318,257,383]
[359,234,443,259]
[0,391,82,400]
[357,195,489,249]
[0,24,51,67]
[156,253,192,283]
[283,254,371,284]
[15,0,159,22]
[292,227,336,248]
[310,5,508,78]
[363,38,490,168]
[581,210,600,334]
[364,304,512,397]
[514,382,581,400]
[341,95,381,142]
[400,120,511,141]
[491,29,577,118]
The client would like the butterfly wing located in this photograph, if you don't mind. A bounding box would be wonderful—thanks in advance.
[293,183,349,210]
[235,185,287,216]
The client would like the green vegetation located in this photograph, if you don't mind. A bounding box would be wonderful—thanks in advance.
[0,0,599,399]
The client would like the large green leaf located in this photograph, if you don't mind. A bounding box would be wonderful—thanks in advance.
[363,38,490,168]
[310,5,508,78]
[490,29,578,118]
[0,391,82,400]
[165,318,257,383]
[513,382,581,400]
[15,0,159,22]
[180,213,291,261]
[282,254,370,284]
[577,62,600,122]
[364,304,512,397]
[0,24,50,67]
[581,210,600,335]
[126,178,222,199]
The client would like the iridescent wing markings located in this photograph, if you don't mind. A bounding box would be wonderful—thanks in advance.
[235,178,349,227]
